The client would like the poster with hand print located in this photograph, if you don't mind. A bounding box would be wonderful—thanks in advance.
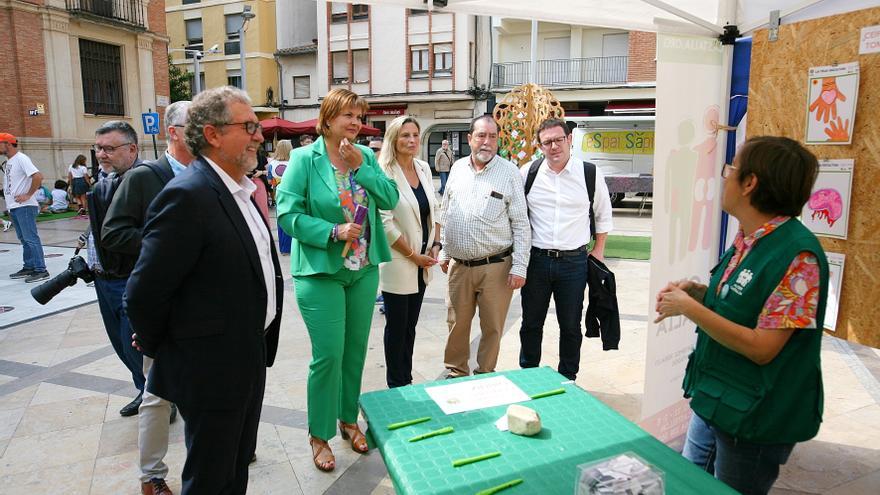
[824,253,845,332]
[800,159,853,239]
[805,62,859,145]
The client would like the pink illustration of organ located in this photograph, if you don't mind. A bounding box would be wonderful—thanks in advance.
[808,188,843,227]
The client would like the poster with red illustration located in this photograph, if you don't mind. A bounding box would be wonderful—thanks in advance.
[805,62,859,145]
[801,159,853,239]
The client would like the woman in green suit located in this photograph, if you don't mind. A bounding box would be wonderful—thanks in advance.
[276,89,399,472]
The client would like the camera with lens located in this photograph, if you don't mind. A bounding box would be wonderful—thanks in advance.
[31,252,94,305]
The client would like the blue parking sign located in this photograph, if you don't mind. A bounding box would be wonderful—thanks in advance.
[142,112,160,135]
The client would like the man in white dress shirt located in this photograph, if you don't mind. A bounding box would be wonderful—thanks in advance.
[519,118,613,380]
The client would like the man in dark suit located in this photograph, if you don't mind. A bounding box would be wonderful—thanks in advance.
[126,86,283,495]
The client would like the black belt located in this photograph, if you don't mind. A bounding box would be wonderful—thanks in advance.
[453,248,513,267]
[531,245,588,258]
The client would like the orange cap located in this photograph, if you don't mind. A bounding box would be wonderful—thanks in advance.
[0,133,17,145]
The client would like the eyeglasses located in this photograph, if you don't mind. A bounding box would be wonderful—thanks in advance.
[539,136,568,148]
[93,143,133,154]
[222,121,262,135]
[721,163,738,179]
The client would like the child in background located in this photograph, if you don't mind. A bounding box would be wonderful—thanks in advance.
[48,180,70,213]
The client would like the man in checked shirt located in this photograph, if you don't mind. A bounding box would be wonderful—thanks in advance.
[438,114,531,378]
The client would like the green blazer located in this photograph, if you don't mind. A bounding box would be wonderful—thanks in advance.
[276,136,399,276]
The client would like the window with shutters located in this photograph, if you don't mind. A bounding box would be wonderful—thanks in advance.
[331,51,349,84]
[433,43,453,77]
[293,76,310,99]
[79,39,124,116]
[224,15,242,55]
[227,69,242,89]
[352,50,369,83]
[410,45,429,78]
[184,19,203,59]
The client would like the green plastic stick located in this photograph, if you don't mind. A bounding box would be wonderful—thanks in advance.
[475,478,524,495]
[387,416,431,430]
[408,426,454,442]
[452,451,501,467]
[530,387,566,400]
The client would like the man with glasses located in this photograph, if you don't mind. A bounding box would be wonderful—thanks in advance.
[87,121,147,417]
[439,114,530,378]
[101,101,192,495]
[0,132,49,283]
[518,118,613,380]
[126,87,282,494]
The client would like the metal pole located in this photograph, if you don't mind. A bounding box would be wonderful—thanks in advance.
[239,26,247,95]
[193,52,202,95]
[149,107,158,159]
[529,20,538,83]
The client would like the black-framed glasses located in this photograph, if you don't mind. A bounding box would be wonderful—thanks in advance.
[223,121,262,135]
[93,143,133,154]
[539,136,567,148]
[721,163,738,179]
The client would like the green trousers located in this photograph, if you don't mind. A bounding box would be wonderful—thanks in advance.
[294,265,379,440]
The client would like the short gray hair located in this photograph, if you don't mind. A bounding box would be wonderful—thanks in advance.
[165,100,191,145]
[96,120,138,146]
[185,86,252,156]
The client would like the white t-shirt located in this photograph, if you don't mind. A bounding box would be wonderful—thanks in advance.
[69,164,88,179]
[51,189,69,210]
[3,152,40,209]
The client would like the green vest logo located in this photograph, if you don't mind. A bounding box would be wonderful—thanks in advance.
[732,269,754,295]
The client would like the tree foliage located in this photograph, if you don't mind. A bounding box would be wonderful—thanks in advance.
[169,55,191,103]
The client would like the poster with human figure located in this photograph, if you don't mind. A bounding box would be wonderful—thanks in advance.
[824,253,845,332]
[805,62,859,145]
[800,159,853,239]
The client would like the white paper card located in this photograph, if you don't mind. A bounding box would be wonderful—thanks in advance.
[801,159,854,239]
[805,62,859,145]
[860,25,880,54]
[425,376,530,415]
[824,253,845,332]
[494,414,509,431]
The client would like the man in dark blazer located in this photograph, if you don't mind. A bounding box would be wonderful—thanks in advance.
[126,86,283,495]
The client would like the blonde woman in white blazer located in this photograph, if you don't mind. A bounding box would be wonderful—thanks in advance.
[378,116,441,388]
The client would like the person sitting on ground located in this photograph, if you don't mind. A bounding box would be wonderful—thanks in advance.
[48,180,70,213]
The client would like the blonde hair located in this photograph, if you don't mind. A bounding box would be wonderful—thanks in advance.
[379,115,421,175]
[316,89,369,137]
[273,140,293,161]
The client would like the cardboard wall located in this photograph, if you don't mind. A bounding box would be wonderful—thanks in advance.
[748,7,880,348]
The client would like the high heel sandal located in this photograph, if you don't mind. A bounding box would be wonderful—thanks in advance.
[309,436,336,472]
[339,421,369,454]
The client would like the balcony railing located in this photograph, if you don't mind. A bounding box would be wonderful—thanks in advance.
[491,56,628,89]
[66,0,145,29]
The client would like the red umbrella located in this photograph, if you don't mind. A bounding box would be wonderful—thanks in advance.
[291,118,382,137]
[259,117,300,140]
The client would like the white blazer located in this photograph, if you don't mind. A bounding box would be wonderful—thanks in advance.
[379,158,438,294]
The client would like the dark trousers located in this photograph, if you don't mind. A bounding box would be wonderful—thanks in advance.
[277,225,291,254]
[382,273,426,388]
[519,250,588,380]
[94,277,145,392]
[177,368,266,495]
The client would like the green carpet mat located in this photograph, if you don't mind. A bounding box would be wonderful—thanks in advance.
[602,235,651,260]
[3,210,81,223]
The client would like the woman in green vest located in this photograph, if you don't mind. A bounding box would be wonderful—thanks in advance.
[276,89,399,472]
[654,136,829,495]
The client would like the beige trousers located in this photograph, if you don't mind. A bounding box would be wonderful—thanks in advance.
[443,256,514,376]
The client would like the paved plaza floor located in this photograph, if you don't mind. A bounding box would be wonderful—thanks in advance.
[0,203,877,494]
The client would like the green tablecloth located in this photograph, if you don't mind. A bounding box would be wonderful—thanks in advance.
[359,367,737,495]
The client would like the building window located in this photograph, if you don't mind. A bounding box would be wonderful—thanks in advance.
[351,4,369,20]
[408,9,428,16]
[184,18,203,59]
[602,33,629,57]
[182,0,200,4]
[352,49,369,83]
[293,75,310,99]
[331,51,349,84]
[330,2,348,23]
[433,43,453,76]
[188,72,206,94]
[410,45,429,78]
[224,15,242,55]
[227,69,242,89]
[79,39,124,116]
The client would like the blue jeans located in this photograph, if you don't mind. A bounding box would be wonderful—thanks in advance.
[94,277,145,392]
[9,206,46,271]
[519,250,588,380]
[438,172,449,195]
[683,414,795,495]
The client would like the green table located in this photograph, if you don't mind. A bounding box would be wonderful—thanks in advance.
[360,367,737,495]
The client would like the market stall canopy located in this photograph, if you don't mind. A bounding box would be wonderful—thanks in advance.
[260,117,300,139]
[293,118,383,137]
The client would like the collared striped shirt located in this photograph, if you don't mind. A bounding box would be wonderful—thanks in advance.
[439,154,531,278]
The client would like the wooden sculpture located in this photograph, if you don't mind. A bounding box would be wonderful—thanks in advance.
[492,83,565,166]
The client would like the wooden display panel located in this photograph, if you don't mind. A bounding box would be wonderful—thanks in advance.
[748,7,880,348]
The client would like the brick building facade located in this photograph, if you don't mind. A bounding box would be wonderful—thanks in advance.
[627,31,657,82]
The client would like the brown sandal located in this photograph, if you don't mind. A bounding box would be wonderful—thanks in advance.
[309,436,336,472]
[339,421,369,454]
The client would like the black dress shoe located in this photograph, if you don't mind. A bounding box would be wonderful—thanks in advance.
[169,403,178,424]
[120,392,143,417]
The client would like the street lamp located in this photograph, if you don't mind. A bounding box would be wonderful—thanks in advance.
[170,44,219,95]
[239,5,256,96]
